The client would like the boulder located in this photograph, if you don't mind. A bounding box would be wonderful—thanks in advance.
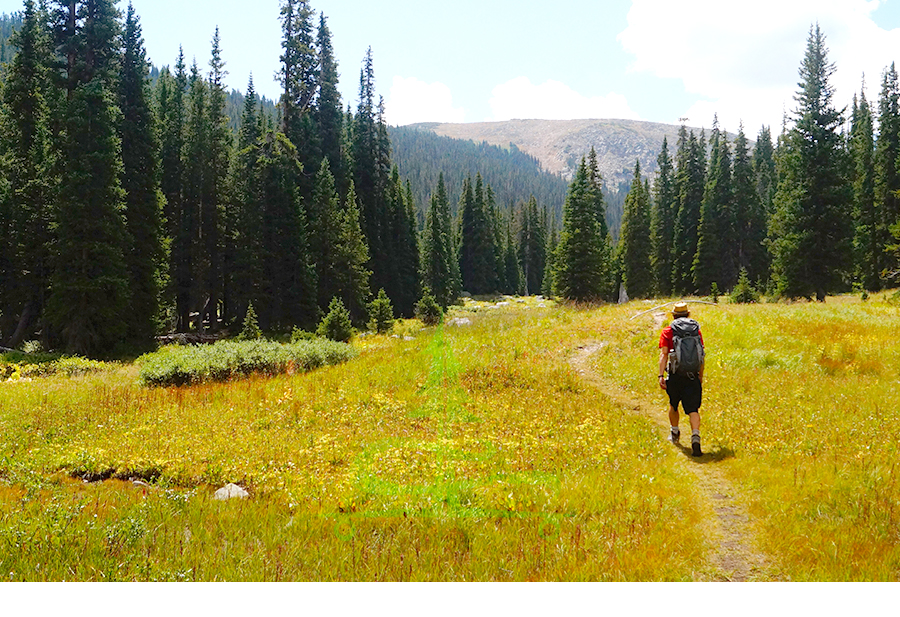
[214,483,249,500]
[448,317,472,327]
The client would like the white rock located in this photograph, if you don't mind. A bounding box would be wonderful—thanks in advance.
[448,317,472,326]
[538,303,546,308]
[214,483,249,500]
[496,301,510,307]
[516,299,525,303]
[403,336,414,341]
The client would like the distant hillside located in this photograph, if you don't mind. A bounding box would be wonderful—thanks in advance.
[408,118,733,189]
[389,125,628,237]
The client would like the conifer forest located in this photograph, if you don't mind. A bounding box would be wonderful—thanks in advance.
[0,2,897,359]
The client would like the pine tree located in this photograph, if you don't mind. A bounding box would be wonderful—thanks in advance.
[769,25,853,301]
[47,0,131,356]
[693,121,733,294]
[119,3,163,348]
[850,86,879,290]
[158,49,189,331]
[543,217,559,297]
[732,124,768,283]
[503,214,521,294]
[315,14,344,190]
[556,158,608,301]
[586,147,615,300]
[0,0,54,348]
[255,131,316,330]
[202,28,232,329]
[228,75,264,325]
[458,174,497,295]
[650,136,676,296]
[875,63,900,284]
[335,181,372,325]
[672,127,706,294]
[620,160,653,298]
[518,196,547,296]
[182,60,206,331]
[753,125,777,220]
[421,173,455,308]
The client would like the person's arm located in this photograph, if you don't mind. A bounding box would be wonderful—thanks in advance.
[658,348,668,390]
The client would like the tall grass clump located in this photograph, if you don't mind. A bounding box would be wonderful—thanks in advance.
[137,338,356,387]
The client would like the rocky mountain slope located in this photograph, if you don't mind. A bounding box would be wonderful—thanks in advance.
[408,118,721,187]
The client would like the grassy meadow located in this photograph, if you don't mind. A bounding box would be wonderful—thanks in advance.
[1,294,899,580]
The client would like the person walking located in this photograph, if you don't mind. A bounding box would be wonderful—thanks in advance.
[658,302,705,456]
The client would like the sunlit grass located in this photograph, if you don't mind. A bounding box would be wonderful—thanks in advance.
[0,298,706,581]
[589,293,900,580]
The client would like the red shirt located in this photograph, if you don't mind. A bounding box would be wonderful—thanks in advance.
[659,324,704,351]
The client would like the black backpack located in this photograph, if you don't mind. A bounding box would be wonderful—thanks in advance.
[670,318,704,376]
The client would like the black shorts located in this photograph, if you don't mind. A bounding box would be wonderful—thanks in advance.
[666,373,702,414]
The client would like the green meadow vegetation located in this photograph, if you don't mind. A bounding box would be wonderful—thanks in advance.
[1,296,899,580]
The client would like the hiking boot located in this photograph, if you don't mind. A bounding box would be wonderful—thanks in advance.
[669,428,680,444]
[691,435,702,457]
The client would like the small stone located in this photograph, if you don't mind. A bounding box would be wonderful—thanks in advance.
[403,336,414,341]
[132,480,150,488]
[496,302,510,307]
[538,303,546,308]
[214,483,249,500]
[448,317,472,327]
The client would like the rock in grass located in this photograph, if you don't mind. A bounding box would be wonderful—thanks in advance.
[447,317,472,327]
[214,483,249,500]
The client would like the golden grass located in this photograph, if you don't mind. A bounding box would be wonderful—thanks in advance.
[0,299,705,581]
[589,293,900,580]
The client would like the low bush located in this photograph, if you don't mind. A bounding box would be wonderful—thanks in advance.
[415,290,443,326]
[1,355,110,381]
[137,338,356,387]
[729,268,760,304]
[317,297,354,342]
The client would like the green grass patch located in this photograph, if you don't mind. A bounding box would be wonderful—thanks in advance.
[137,338,357,387]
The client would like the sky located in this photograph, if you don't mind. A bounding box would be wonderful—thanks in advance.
[3,0,900,135]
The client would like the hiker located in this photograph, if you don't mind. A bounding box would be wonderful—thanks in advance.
[658,301,705,456]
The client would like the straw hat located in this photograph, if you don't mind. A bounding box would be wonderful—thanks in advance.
[672,302,690,317]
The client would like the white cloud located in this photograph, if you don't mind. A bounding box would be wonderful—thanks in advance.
[618,0,900,132]
[384,76,465,126]
[488,77,641,121]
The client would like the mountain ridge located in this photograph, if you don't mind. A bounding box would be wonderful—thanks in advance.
[405,118,741,188]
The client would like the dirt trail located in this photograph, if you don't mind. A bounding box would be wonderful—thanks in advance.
[569,341,774,581]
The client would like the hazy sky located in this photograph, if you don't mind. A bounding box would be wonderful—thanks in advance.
[3,0,900,134]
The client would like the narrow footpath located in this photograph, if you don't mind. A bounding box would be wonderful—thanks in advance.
[569,340,775,582]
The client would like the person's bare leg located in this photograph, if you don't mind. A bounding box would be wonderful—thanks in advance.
[689,411,700,432]
[668,405,680,429]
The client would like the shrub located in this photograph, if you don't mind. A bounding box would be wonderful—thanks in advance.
[237,302,263,340]
[415,290,443,326]
[1,355,110,381]
[368,288,395,334]
[317,297,354,342]
[707,282,719,304]
[730,268,760,304]
[137,338,357,387]
[290,327,318,342]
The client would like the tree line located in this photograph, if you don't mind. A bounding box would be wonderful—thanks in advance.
[551,25,900,303]
[0,0,561,357]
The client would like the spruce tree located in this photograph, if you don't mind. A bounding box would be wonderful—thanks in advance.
[732,124,768,283]
[421,173,455,308]
[202,28,232,328]
[315,14,344,190]
[769,25,853,300]
[672,127,706,294]
[335,181,372,325]
[586,147,615,300]
[650,137,676,296]
[850,86,879,290]
[255,132,316,330]
[158,49,189,331]
[182,60,206,331]
[0,0,54,348]
[693,121,733,294]
[518,195,547,296]
[753,126,777,220]
[556,158,608,301]
[875,63,900,284]
[620,161,653,298]
[48,0,131,356]
[119,3,163,348]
